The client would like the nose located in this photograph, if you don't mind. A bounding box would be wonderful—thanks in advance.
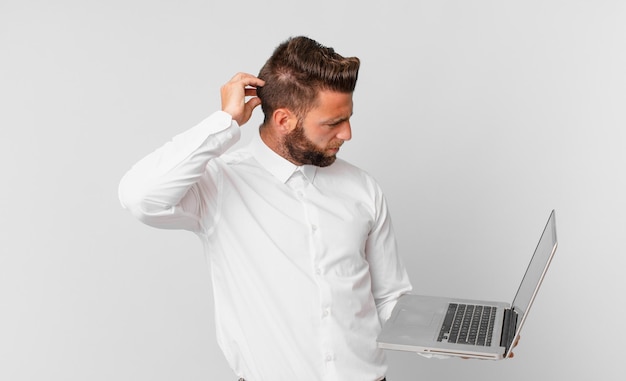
[337,121,352,141]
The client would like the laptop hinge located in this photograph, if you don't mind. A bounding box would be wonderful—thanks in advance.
[500,308,518,350]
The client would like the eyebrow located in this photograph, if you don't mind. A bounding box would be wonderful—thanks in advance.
[322,113,353,125]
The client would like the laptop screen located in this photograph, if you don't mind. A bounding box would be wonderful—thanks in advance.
[511,210,558,323]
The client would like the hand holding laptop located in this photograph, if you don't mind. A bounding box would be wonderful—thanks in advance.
[378,210,557,360]
[460,336,520,360]
[507,336,520,358]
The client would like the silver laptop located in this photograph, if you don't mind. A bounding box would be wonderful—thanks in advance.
[377,210,558,360]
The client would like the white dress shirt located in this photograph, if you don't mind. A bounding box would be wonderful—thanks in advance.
[118,111,413,381]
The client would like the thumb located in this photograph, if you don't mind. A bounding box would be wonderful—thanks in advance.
[246,96,262,111]
[241,97,262,124]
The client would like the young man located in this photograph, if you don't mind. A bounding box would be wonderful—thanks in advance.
[119,36,412,381]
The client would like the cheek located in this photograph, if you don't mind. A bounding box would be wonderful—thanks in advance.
[305,129,332,146]
[320,129,340,143]
[302,122,340,147]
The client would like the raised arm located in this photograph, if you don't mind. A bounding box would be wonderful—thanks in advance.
[118,73,264,232]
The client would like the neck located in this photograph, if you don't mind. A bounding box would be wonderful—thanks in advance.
[260,125,299,165]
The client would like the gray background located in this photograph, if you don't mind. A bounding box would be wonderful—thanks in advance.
[1,0,624,380]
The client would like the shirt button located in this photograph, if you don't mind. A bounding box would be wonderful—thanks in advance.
[323,308,330,317]
[325,354,334,362]
[315,268,322,275]
[311,225,318,232]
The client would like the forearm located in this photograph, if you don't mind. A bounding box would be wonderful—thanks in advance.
[118,111,240,230]
[374,273,413,323]
[366,186,413,322]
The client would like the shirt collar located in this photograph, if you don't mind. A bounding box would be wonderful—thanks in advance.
[250,132,317,184]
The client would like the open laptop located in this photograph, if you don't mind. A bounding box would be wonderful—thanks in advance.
[377,210,558,360]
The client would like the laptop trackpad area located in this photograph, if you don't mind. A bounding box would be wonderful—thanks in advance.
[379,294,450,346]
[395,307,435,327]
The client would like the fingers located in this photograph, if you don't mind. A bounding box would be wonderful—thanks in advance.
[244,88,258,97]
[507,335,521,358]
[230,72,265,89]
[221,73,265,126]
[240,96,262,125]
[245,96,262,111]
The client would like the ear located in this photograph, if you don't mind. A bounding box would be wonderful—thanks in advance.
[272,108,297,134]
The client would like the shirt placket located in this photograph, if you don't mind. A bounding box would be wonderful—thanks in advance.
[288,170,335,377]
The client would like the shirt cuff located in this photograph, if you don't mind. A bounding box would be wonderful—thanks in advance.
[198,110,239,134]
[184,111,241,154]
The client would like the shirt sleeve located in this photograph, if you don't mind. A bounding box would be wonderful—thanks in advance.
[118,111,240,232]
[365,183,413,322]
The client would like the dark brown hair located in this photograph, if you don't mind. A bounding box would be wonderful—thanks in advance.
[257,36,360,124]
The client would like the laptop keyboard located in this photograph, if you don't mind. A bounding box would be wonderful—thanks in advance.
[437,303,497,346]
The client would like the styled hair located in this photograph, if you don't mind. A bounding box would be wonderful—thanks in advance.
[257,36,360,124]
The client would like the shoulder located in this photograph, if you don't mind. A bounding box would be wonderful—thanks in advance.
[326,157,377,179]
[319,158,384,195]
[202,145,262,183]
[209,144,255,167]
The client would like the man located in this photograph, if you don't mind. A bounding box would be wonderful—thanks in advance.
[119,36,412,381]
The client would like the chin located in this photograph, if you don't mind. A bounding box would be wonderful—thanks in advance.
[315,155,337,167]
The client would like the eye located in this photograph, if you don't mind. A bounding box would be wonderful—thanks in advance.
[326,119,348,128]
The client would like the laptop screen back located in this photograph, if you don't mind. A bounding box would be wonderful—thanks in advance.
[511,210,558,323]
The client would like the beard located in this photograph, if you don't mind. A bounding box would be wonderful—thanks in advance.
[283,122,341,167]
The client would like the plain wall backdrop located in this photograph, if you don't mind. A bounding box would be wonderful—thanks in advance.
[1,0,625,380]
